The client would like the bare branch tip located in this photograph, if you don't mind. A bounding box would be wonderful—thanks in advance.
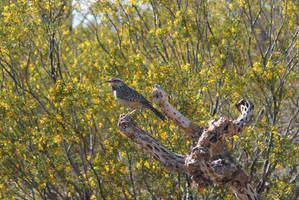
[151,85,167,104]
[234,99,255,129]
[235,99,254,112]
[154,84,161,89]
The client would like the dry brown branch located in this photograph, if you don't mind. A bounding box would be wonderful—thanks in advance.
[118,114,187,173]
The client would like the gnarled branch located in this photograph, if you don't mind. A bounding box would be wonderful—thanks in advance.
[118,114,186,173]
[117,86,260,200]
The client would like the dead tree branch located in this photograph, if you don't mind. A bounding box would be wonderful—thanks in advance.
[118,115,187,173]
[151,84,205,144]
[117,85,260,200]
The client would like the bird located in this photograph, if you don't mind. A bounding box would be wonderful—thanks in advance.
[106,77,166,121]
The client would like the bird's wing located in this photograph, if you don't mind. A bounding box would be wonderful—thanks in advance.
[117,85,144,102]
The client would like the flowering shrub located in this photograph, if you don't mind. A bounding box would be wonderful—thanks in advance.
[0,0,297,199]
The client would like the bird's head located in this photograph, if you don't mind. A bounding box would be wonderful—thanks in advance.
[106,77,124,87]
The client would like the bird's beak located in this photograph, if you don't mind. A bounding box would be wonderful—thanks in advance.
[106,80,112,83]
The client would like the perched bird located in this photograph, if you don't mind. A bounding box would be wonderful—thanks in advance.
[106,78,166,121]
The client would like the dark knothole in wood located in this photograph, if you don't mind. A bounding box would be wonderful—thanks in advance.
[121,122,128,129]
[209,132,218,143]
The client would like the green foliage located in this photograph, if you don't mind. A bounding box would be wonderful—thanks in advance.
[0,0,298,199]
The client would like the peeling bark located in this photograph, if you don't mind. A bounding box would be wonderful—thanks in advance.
[117,85,261,200]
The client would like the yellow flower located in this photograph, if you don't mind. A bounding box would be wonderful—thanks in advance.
[53,135,61,144]
[144,161,150,169]
[87,155,91,161]
[105,165,109,172]
[130,0,136,5]
[136,159,143,169]
[176,11,181,17]
[275,163,280,169]
[199,188,207,194]
[233,135,239,141]
[286,186,292,193]
[202,86,208,93]
[253,62,262,72]
[68,192,72,197]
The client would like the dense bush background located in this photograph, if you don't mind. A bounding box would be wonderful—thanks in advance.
[0,0,297,199]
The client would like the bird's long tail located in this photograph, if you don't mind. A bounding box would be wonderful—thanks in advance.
[147,104,166,121]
